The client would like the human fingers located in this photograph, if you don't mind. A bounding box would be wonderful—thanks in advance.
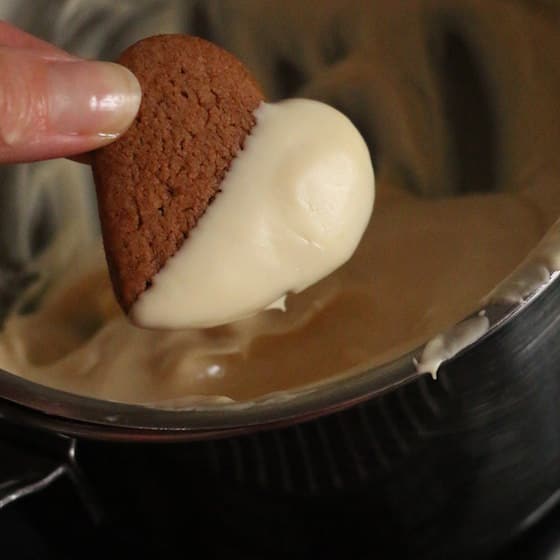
[0,46,141,164]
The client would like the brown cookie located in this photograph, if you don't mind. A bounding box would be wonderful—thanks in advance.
[92,34,264,313]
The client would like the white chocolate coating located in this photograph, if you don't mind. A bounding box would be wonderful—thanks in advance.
[130,99,374,329]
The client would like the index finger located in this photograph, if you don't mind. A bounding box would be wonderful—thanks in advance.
[0,21,96,164]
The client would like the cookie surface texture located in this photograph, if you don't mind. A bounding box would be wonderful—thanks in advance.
[92,34,264,312]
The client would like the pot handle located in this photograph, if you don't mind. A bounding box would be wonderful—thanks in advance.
[0,422,102,522]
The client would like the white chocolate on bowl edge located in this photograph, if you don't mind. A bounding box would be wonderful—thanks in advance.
[130,99,375,329]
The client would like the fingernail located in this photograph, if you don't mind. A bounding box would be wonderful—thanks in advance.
[48,60,141,137]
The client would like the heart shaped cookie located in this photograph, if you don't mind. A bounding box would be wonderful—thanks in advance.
[93,34,375,330]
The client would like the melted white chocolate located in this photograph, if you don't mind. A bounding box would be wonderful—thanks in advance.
[0,181,545,403]
[1,0,559,406]
[131,99,374,329]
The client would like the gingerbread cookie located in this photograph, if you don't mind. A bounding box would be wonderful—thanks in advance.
[93,34,374,330]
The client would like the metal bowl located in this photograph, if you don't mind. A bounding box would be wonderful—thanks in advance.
[0,0,558,439]
[1,2,560,557]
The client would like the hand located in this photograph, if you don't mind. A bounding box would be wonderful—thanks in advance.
[0,21,141,164]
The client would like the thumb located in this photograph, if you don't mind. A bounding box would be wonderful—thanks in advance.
[0,47,141,164]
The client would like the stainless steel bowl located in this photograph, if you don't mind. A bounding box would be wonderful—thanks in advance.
[0,0,558,440]
[1,3,560,556]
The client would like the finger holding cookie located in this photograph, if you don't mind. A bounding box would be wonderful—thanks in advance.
[0,20,141,164]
